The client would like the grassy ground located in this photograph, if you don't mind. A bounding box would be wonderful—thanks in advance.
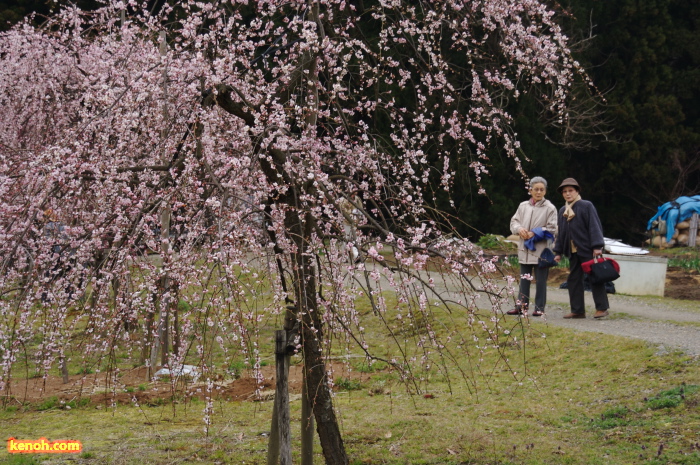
[2,248,699,464]
[2,319,699,465]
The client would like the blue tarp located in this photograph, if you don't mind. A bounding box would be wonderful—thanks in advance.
[646,195,700,242]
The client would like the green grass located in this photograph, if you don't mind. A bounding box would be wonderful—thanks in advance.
[653,247,700,271]
[645,384,699,409]
[1,322,698,465]
[668,257,700,272]
[335,376,363,391]
[352,359,388,373]
[4,456,42,465]
[35,396,59,411]
[2,256,699,464]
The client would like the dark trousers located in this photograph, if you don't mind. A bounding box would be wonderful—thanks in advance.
[518,264,549,312]
[567,253,609,315]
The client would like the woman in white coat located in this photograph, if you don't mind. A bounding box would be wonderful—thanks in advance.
[507,177,558,316]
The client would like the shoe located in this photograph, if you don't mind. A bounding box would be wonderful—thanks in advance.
[506,308,523,315]
[594,310,609,319]
[531,310,544,317]
[563,312,585,319]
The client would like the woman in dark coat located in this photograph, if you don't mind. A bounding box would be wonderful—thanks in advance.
[553,178,610,319]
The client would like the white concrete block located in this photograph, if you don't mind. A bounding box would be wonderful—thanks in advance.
[608,254,668,296]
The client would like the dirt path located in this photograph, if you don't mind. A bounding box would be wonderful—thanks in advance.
[538,287,700,356]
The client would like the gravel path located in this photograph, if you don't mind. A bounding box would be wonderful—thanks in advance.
[533,287,700,356]
[369,263,700,356]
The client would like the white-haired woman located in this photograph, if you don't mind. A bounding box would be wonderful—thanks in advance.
[507,177,558,316]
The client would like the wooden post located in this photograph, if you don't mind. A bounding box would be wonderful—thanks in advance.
[301,372,315,465]
[60,355,70,384]
[689,213,699,247]
[267,389,280,465]
[267,331,293,465]
[272,330,291,465]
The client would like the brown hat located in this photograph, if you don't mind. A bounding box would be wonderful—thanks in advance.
[557,178,580,193]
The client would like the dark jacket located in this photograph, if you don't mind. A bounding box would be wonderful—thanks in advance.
[553,199,604,258]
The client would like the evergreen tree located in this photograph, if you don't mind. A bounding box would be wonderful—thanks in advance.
[560,0,700,243]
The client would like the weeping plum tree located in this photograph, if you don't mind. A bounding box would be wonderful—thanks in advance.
[0,0,588,462]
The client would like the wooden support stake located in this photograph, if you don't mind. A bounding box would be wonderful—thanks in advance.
[301,372,315,465]
[689,213,699,247]
[266,391,279,465]
[272,330,291,465]
[60,356,70,384]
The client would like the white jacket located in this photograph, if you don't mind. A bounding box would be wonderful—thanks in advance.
[510,199,558,265]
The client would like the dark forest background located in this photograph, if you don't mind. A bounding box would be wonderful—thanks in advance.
[3,0,699,245]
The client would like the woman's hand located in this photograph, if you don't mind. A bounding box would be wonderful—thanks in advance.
[518,228,534,239]
[554,255,561,263]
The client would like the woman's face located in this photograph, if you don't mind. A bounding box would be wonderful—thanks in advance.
[530,182,546,202]
[561,186,578,202]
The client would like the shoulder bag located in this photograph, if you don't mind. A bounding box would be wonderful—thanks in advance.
[582,256,620,284]
[538,247,558,268]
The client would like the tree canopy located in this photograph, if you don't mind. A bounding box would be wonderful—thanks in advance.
[564,0,700,242]
[4,1,700,245]
[0,1,590,462]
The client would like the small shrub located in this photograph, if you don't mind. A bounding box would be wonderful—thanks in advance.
[353,360,387,373]
[228,360,247,379]
[646,384,699,410]
[477,234,515,251]
[66,398,90,409]
[36,396,59,411]
[647,397,681,409]
[591,405,630,429]
[146,397,165,407]
[368,379,389,395]
[335,377,362,391]
[601,405,629,419]
[177,300,193,312]
[505,254,519,266]
[668,256,700,272]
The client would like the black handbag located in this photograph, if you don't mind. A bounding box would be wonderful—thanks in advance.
[585,257,620,284]
[538,247,557,268]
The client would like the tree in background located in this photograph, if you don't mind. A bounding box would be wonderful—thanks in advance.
[0,1,586,462]
[557,0,700,242]
[0,0,104,31]
[436,0,700,245]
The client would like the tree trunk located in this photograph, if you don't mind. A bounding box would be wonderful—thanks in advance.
[301,324,347,465]
[290,212,348,465]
